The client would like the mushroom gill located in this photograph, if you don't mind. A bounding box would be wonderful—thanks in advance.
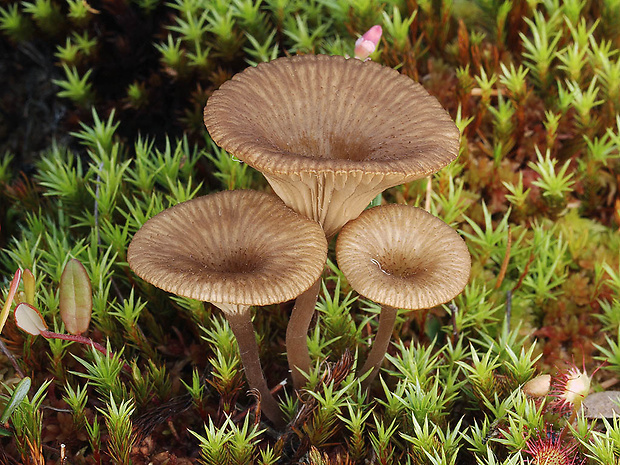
[204,54,460,238]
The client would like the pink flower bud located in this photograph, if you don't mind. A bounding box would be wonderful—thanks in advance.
[354,25,382,60]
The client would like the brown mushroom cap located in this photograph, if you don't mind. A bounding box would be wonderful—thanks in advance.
[204,54,459,237]
[127,190,328,306]
[336,204,471,309]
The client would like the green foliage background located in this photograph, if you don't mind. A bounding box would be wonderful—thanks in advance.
[0,0,619,463]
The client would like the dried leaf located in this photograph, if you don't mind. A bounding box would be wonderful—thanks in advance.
[0,269,22,334]
[581,391,620,419]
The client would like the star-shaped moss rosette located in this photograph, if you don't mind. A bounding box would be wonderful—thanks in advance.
[204,54,460,388]
[127,190,327,426]
[336,204,471,386]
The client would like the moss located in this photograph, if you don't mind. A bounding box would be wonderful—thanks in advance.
[0,0,619,463]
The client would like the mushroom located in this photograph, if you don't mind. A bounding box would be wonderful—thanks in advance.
[335,204,471,387]
[204,54,459,238]
[204,54,460,389]
[127,190,327,425]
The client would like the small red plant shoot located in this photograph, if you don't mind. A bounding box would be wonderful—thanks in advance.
[10,259,130,371]
[14,302,130,371]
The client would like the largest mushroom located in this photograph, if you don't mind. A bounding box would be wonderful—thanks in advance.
[204,54,460,388]
[127,190,327,425]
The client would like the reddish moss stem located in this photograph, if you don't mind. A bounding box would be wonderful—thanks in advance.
[39,330,131,372]
[0,338,25,378]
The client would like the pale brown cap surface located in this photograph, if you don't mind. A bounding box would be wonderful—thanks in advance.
[127,190,328,306]
[204,55,459,237]
[336,204,471,310]
[205,54,458,175]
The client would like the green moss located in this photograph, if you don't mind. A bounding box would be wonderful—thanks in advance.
[0,0,619,463]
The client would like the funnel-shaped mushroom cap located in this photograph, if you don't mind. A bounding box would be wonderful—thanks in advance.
[336,205,470,309]
[127,190,328,307]
[205,54,459,238]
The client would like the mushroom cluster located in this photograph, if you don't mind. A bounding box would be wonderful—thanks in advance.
[204,54,464,389]
[128,53,470,428]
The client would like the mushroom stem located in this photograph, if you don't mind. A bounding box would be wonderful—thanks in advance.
[359,305,398,389]
[223,308,284,427]
[286,278,322,389]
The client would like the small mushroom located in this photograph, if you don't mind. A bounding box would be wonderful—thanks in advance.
[204,54,460,388]
[127,190,327,425]
[336,204,471,387]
